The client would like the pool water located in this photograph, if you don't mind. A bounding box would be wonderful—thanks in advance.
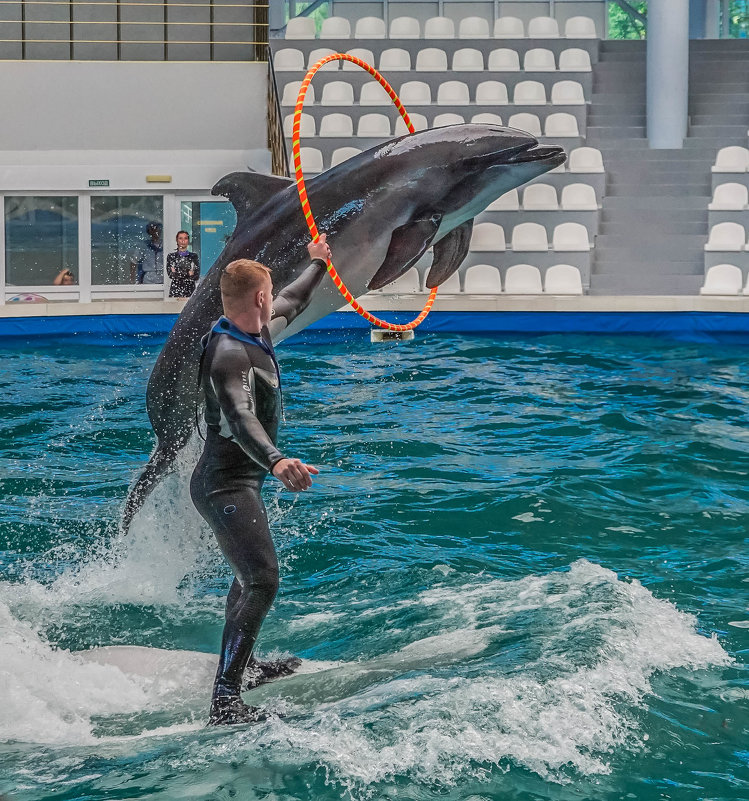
[0,332,747,801]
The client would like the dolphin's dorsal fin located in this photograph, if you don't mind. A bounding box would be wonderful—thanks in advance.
[425,219,474,288]
[368,214,442,291]
[212,170,295,222]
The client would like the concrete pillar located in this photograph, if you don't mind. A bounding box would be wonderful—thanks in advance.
[721,0,730,37]
[647,0,690,148]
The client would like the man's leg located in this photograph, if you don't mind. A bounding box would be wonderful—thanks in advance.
[191,472,279,724]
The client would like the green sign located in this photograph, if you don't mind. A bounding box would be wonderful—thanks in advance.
[89,179,110,187]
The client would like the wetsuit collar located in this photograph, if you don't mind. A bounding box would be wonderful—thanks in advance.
[212,316,267,349]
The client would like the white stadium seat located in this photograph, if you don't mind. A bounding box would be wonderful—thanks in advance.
[274,48,304,71]
[505,264,543,293]
[424,16,455,38]
[514,80,547,105]
[464,264,502,293]
[709,183,749,210]
[320,113,353,137]
[389,16,420,38]
[439,272,462,292]
[298,147,324,174]
[508,112,542,136]
[470,222,506,251]
[416,47,448,71]
[459,16,490,38]
[701,264,743,295]
[433,113,465,126]
[494,17,524,38]
[320,81,353,106]
[713,146,749,173]
[488,189,519,210]
[476,80,509,104]
[281,81,314,106]
[545,113,580,137]
[394,112,428,134]
[561,183,598,210]
[565,16,597,38]
[524,48,556,71]
[523,183,558,210]
[320,16,350,38]
[357,113,390,137]
[381,267,421,293]
[488,48,520,71]
[553,222,590,250]
[360,82,391,105]
[355,16,386,38]
[285,17,315,39]
[558,48,592,71]
[284,112,315,137]
[399,81,432,105]
[472,112,504,125]
[528,16,560,38]
[545,264,583,294]
[344,48,374,70]
[552,80,586,105]
[705,222,746,251]
[512,222,548,251]
[453,48,484,71]
[569,146,604,172]
[308,48,338,71]
[331,147,361,167]
[379,48,411,71]
[438,81,470,104]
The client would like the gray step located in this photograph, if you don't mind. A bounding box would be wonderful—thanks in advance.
[688,124,749,137]
[588,274,704,295]
[599,222,707,235]
[606,184,709,196]
[602,196,710,210]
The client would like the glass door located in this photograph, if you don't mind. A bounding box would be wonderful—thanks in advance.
[178,199,237,277]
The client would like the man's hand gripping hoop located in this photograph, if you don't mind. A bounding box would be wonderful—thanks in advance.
[291,53,438,332]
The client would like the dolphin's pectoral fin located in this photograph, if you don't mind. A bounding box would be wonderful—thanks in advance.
[212,170,294,224]
[425,219,474,288]
[368,214,442,291]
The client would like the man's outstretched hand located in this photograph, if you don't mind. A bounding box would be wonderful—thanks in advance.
[307,234,332,264]
[272,458,319,491]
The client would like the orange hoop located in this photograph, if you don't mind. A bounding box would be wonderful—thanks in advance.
[291,53,437,332]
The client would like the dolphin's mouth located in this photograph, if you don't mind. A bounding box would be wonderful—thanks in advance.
[503,142,567,166]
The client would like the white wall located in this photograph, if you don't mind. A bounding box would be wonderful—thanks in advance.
[0,61,268,152]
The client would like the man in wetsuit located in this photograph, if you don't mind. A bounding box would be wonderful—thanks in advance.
[190,235,331,726]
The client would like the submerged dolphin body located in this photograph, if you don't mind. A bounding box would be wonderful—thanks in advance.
[122,124,565,531]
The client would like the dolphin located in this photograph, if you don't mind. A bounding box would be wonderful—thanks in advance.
[121,124,565,531]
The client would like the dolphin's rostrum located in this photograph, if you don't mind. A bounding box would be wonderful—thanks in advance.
[121,124,565,531]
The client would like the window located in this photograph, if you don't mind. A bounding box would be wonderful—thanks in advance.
[4,196,78,286]
[91,196,164,284]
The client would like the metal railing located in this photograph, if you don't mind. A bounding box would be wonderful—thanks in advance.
[0,0,269,60]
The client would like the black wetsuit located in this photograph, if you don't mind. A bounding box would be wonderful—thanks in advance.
[190,259,326,724]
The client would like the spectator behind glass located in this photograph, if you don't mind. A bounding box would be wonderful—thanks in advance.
[166,230,200,298]
[53,268,76,286]
[130,221,164,284]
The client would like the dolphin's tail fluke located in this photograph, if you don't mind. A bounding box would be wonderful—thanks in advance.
[120,445,180,535]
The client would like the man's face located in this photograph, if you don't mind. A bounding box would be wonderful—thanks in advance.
[259,273,274,327]
[177,233,189,250]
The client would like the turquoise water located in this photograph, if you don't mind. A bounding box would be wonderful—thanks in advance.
[0,333,747,801]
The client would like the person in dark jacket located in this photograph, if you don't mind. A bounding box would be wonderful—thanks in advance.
[190,235,331,726]
[166,231,200,298]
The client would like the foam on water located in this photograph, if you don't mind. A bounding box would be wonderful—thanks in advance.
[3,558,726,794]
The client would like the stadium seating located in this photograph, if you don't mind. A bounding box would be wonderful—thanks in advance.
[330,146,361,167]
[565,16,598,37]
[524,48,556,71]
[381,267,421,293]
[705,222,746,251]
[488,190,519,210]
[494,17,525,38]
[514,80,546,105]
[284,112,314,136]
[359,82,390,105]
[488,48,520,71]
[544,264,583,294]
[424,17,455,38]
[523,184,559,210]
[399,80,431,105]
[345,48,374,69]
[320,16,350,38]
[274,48,305,71]
[505,264,543,293]
[561,184,598,210]
[700,264,743,295]
[416,47,448,70]
[379,48,410,71]
[470,223,506,251]
[285,17,315,39]
[320,81,352,106]
[281,81,313,106]
[472,112,504,125]
[389,16,420,38]
[712,146,749,172]
[709,183,748,210]
[553,222,591,251]
[434,113,465,126]
[394,113,428,133]
[357,113,390,137]
[320,113,353,137]
[512,222,549,251]
[568,147,604,173]
[453,48,484,71]
[476,81,509,104]
[298,147,323,173]
[308,48,337,70]
[527,16,560,38]
[459,16,490,39]
[508,113,541,135]
[545,113,580,137]
[464,264,502,293]
[551,81,586,105]
[355,16,386,38]
[559,48,592,71]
